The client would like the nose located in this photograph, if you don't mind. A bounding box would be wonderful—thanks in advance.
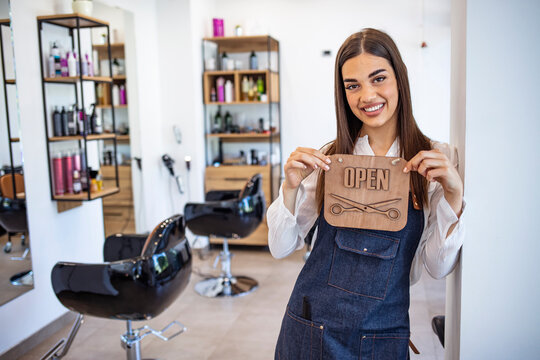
[359,85,376,104]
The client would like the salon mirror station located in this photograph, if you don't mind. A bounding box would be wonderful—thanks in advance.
[0,0,34,306]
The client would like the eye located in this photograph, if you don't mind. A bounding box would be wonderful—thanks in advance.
[373,76,386,83]
[345,84,359,90]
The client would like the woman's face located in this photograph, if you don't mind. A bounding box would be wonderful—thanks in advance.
[341,53,399,132]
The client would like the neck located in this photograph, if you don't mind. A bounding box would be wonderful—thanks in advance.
[359,122,397,156]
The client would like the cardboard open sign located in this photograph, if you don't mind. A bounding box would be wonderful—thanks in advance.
[324,154,410,231]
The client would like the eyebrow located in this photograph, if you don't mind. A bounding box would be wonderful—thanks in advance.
[343,68,387,82]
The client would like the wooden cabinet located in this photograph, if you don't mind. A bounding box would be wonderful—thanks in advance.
[102,165,135,235]
[202,36,282,246]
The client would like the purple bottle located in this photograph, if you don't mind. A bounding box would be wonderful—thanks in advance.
[216,77,225,102]
[61,53,68,77]
[119,85,127,105]
[213,18,224,37]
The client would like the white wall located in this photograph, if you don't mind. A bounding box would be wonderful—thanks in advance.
[0,0,166,353]
[0,0,106,353]
[459,0,540,358]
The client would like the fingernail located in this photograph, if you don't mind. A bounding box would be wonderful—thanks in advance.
[325,165,330,170]
[403,167,409,173]
[326,158,331,164]
[314,164,318,169]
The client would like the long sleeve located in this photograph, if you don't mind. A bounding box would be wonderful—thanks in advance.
[410,142,466,284]
[267,170,320,259]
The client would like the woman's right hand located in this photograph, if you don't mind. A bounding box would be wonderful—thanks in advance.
[283,147,331,190]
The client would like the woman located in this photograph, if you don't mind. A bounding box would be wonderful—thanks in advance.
[267,28,465,359]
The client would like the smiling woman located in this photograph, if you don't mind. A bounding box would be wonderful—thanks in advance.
[267,28,465,359]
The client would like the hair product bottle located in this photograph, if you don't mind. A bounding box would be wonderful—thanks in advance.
[224,111,232,132]
[86,53,93,76]
[60,52,68,77]
[72,170,82,194]
[51,42,61,76]
[63,151,73,194]
[68,51,77,77]
[250,51,258,70]
[119,85,126,105]
[53,153,65,196]
[60,106,69,136]
[224,80,233,103]
[112,84,120,106]
[216,77,225,102]
[52,106,62,137]
[221,52,228,70]
[213,106,223,133]
[242,76,249,101]
[210,87,217,102]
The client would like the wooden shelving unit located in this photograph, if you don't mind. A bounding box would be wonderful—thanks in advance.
[43,75,112,83]
[53,186,119,201]
[202,35,281,246]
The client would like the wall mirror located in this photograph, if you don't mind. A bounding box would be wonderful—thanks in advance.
[0,0,34,305]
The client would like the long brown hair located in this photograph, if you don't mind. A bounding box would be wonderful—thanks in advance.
[316,28,432,211]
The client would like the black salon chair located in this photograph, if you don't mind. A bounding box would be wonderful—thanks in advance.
[184,173,265,297]
[45,215,192,360]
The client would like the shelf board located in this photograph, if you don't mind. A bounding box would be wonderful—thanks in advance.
[49,134,116,142]
[5,79,15,84]
[205,100,272,105]
[54,187,119,201]
[10,137,20,143]
[96,104,128,109]
[44,76,112,83]
[37,13,109,28]
[92,43,124,51]
[112,75,126,81]
[204,69,276,76]
[203,35,279,53]
[207,132,278,139]
[0,18,9,26]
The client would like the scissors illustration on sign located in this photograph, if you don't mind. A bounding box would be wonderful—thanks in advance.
[329,193,402,220]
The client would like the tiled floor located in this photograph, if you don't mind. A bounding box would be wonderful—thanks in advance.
[19,247,445,359]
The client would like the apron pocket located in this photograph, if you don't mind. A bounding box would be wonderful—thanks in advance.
[328,228,399,300]
[359,333,409,360]
[276,307,324,360]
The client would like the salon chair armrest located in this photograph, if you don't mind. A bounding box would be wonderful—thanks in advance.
[103,234,147,262]
[205,190,241,201]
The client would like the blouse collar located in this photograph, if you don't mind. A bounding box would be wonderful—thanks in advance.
[353,134,400,157]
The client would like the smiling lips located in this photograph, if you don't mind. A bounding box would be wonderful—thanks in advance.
[361,103,385,116]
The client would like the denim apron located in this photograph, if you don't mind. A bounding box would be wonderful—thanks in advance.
[275,196,424,360]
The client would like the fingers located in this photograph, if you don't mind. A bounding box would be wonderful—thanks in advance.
[403,149,446,173]
[288,147,331,171]
[425,167,447,182]
[416,158,447,178]
[296,147,332,165]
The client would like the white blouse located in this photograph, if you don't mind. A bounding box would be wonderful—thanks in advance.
[267,135,465,285]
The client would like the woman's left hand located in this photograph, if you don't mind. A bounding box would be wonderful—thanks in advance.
[403,149,464,217]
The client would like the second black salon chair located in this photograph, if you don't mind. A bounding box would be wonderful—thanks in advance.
[184,173,266,297]
[45,215,192,360]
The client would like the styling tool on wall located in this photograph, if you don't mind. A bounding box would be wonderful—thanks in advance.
[162,154,184,194]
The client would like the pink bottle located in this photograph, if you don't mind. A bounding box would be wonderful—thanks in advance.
[216,77,225,102]
[52,154,65,196]
[63,151,73,194]
[213,18,224,37]
[72,149,81,172]
[119,85,127,105]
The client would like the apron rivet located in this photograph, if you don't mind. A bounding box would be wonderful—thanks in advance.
[362,335,366,339]
[338,157,343,163]
[363,248,367,252]
[320,325,324,329]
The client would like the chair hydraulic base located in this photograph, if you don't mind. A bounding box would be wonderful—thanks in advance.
[195,237,258,298]
[121,319,187,360]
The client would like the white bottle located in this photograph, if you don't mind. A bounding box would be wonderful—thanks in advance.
[112,84,120,106]
[68,52,77,77]
[224,80,233,103]
[48,55,55,78]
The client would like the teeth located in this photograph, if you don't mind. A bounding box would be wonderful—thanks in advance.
[364,104,383,112]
